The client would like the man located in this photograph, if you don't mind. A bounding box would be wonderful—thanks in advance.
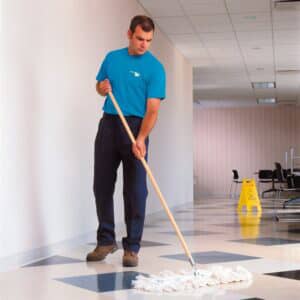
[87,15,166,267]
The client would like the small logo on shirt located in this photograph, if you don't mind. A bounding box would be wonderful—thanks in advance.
[130,70,141,77]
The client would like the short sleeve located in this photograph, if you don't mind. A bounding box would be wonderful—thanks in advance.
[147,64,166,100]
[96,54,109,82]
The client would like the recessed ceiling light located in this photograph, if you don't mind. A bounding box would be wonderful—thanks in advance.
[277,99,297,105]
[274,1,300,9]
[256,67,265,71]
[244,15,257,20]
[252,82,276,89]
[257,98,277,105]
[276,69,300,73]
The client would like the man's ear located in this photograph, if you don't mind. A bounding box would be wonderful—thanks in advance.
[127,29,133,39]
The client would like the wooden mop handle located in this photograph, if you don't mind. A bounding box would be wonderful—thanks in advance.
[108,91,195,267]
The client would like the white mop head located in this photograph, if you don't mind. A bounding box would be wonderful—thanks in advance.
[132,265,252,293]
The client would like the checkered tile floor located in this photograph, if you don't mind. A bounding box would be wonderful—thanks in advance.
[1,198,300,299]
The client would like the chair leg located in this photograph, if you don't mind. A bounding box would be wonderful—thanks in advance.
[237,183,241,199]
[234,183,237,200]
[229,182,233,199]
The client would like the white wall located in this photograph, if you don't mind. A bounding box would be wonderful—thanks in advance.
[0,0,193,259]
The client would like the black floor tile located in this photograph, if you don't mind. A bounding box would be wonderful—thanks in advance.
[161,251,260,264]
[56,271,147,293]
[266,269,300,281]
[23,255,83,267]
[230,237,300,246]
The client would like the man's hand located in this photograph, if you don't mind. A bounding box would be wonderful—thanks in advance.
[96,79,112,96]
[132,137,146,159]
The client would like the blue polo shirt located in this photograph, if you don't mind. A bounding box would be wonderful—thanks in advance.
[96,47,166,118]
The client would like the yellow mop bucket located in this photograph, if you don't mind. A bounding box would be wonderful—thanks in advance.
[237,179,262,213]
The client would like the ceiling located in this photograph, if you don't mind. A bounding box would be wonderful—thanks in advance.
[138,0,300,107]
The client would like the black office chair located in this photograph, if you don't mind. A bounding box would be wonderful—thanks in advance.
[282,175,300,208]
[274,162,300,203]
[230,169,242,199]
[274,162,286,182]
[258,169,275,197]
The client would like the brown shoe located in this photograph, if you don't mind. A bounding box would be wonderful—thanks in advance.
[122,250,138,267]
[86,244,118,262]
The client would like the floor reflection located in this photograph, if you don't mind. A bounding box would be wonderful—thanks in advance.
[238,210,262,238]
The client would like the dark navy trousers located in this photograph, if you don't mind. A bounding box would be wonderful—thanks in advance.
[93,113,148,253]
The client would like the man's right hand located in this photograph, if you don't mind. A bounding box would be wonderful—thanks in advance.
[96,79,112,96]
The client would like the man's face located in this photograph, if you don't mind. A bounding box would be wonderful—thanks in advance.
[128,25,153,55]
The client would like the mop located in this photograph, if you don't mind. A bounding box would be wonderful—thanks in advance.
[108,91,252,292]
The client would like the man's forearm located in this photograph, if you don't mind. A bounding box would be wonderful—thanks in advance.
[137,110,158,141]
[132,98,160,159]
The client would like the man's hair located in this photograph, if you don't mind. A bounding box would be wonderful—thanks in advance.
[129,15,155,33]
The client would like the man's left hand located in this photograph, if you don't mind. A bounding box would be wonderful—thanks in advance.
[132,137,146,159]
